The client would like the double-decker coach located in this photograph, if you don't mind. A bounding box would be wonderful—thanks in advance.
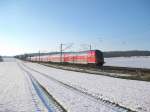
[28,50,104,66]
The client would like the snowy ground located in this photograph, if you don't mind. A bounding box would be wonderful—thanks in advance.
[0,58,47,111]
[21,62,122,112]
[24,62,150,112]
[2,57,16,62]
[1,58,150,112]
[104,56,150,69]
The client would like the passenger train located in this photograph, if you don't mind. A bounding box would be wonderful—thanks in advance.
[27,50,104,66]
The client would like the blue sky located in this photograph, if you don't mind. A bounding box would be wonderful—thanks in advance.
[0,0,150,56]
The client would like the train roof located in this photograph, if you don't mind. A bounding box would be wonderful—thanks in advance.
[52,50,102,55]
[28,50,103,57]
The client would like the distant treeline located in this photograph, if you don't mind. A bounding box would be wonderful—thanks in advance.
[0,56,3,62]
[15,50,150,60]
[103,50,150,58]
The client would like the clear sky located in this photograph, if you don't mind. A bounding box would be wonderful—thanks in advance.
[0,0,150,56]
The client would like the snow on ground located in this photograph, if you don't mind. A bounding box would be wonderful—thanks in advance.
[104,56,150,69]
[2,57,16,62]
[21,63,118,112]
[0,59,47,111]
[24,62,150,112]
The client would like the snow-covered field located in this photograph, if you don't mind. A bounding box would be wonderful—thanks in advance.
[1,58,150,112]
[104,56,150,69]
[21,62,120,112]
[0,59,47,111]
[2,57,16,62]
[24,62,150,112]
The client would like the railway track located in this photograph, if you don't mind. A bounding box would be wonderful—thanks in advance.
[101,66,150,75]
[18,63,67,112]
[40,62,150,81]
[21,62,135,112]
[24,69,43,112]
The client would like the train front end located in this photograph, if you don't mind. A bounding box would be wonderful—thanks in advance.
[87,50,104,66]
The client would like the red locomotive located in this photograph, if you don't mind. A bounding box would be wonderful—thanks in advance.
[28,50,104,66]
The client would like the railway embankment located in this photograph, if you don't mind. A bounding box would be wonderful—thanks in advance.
[39,62,150,81]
